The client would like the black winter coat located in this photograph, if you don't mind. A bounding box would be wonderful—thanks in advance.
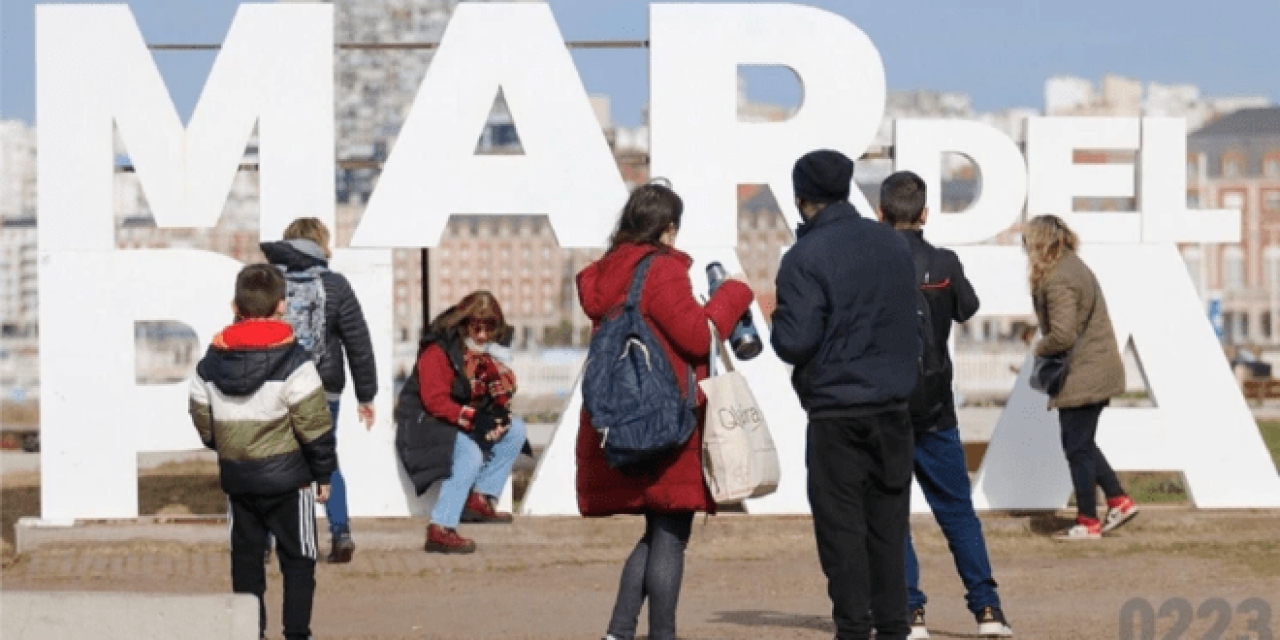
[260,240,379,404]
[394,331,469,496]
[898,229,980,431]
[771,201,921,416]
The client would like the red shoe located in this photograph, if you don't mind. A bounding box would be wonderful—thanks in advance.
[461,492,514,524]
[425,524,476,554]
[1053,515,1102,541]
[1103,495,1139,533]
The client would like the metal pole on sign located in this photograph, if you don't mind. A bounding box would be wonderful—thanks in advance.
[421,248,430,336]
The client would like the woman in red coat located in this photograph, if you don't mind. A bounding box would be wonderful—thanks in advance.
[576,182,753,640]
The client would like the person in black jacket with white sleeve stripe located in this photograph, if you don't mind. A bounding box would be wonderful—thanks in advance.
[878,171,1012,639]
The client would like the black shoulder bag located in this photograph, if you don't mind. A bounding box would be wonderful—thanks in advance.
[1030,279,1099,397]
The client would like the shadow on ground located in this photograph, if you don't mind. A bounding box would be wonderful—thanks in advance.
[1005,511,1077,537]
[711,610,997,638]
[711,609,833,633]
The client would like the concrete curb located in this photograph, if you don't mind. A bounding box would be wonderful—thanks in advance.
[0,591,258,640]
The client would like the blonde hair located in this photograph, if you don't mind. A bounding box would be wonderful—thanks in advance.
[283,217,332,258]
[1023,215,1078,292]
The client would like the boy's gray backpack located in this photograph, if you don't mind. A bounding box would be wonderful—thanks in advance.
[582,255,697,469]
[280,265,328,362]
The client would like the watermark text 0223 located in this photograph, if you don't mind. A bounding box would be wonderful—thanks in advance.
[1120,597,1271,640]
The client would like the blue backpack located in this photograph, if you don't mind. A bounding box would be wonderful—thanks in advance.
[582,255,697,469]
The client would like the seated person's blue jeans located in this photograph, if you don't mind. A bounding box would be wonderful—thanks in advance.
[431,417,527,528]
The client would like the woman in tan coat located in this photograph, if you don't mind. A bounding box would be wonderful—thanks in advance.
[1025,215,1139,541]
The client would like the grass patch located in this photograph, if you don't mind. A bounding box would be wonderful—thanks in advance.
[1066,471,1189,507]
[1123,472,1189,504]
[1257,420,1280,471]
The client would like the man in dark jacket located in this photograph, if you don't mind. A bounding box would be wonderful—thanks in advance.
[772,149,919,640]
[878,171,1012,639]
[262,218,378,564]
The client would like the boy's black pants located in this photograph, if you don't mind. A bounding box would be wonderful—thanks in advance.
[807,410,914,640]
[229,487,318,640]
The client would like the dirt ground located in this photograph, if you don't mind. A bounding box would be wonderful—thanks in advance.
[3,505,1279,639]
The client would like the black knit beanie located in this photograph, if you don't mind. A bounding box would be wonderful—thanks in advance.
[792,149,853,203]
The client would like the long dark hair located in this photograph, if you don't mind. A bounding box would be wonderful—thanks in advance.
[607,181,683,253]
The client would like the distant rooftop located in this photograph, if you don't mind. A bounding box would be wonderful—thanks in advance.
[1192,107,1280,137]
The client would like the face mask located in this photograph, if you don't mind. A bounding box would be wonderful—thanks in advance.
[464,337,492,354]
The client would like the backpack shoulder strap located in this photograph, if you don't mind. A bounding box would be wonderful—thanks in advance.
[625,254,658,310]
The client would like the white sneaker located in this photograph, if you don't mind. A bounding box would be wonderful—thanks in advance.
[1052,521,1102,541]
[908,608,930,639]
[976,606,1014,637]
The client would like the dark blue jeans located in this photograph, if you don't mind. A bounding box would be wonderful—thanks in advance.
[904,426,1001,615]
[1059,401,1124,520]
[326,400,350,537]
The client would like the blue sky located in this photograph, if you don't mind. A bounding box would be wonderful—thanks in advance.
[3,0,1278,127]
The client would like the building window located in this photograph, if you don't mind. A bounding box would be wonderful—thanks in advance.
[1186,191,1200,209]
[1267,248,1280,293]
[1223,152,1245,178]
[1266,156,1280,178]
[1225,247,1245,291]
[1265,190,1280,213]
[1223,191,1246,211]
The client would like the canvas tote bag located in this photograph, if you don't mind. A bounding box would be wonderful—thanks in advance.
[699,323,780,505]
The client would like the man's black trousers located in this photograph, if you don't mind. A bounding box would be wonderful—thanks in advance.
[807,410,914,640]
[229,487,319,640]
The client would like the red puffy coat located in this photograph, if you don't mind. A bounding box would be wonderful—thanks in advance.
[575,243,753,516]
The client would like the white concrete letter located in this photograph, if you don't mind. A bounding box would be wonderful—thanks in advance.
[37,4,334,247]
[1025,117,1140,243]
[36,4,338,519]
[649,3,886,248]
[894,119,1028,245]
[351,3,627,249]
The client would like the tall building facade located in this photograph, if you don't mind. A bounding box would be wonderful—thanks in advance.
[1186,107,1280,345]
[1,120,39,336]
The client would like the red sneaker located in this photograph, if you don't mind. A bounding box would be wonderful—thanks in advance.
[425,524,476,554]
[461,492,514,524]
[1103,495,1139,533]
